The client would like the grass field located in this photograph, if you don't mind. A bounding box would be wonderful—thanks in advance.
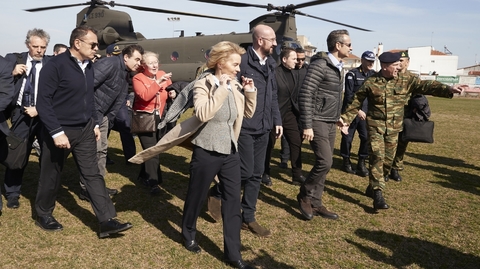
[1,97,479,269]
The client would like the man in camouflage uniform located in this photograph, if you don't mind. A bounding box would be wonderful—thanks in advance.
[340,51,466,210]
[389,50,416,181]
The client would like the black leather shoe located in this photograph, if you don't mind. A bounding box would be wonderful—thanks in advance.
[355,158,369,177]
[184,240,201,253]
[297,194,313,220]
[98,219,133,238]
[225,259,255,269]
[341,157,356,174]
[373,190,389,210]
[389,169,402,181]
[261,174,272,187]
[35,215,63,231]
[292,175,306,186]
[7,196,20,209]
[78,189,90,202]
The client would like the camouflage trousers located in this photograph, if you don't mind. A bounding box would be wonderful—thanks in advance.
[368,128,400,190]
[392,132,409,171]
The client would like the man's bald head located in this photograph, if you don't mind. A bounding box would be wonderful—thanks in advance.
[251,24,277,58]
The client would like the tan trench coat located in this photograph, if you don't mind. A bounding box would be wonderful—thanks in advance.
[129,74,257,164]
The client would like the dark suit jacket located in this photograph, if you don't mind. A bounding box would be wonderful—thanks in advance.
[0,56,15,137]
[4,52,50,113]
[275,64,301,118]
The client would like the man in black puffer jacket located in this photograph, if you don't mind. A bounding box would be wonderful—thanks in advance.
[78,44,144,201]
[296,29,352,221]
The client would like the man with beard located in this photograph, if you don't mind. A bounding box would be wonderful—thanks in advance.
[297,29,352,221]
[3,28,51,209]
[208,24,282,237]
[35,26,132,238]
[77,44,144,202]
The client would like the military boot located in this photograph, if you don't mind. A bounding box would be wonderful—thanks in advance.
[341,157,355,174]
[356,158,369,177]
[389,169,402,181]
[373,189,389,210]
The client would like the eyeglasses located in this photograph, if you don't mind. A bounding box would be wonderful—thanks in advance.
[297,58,306,61]
[145,61,159,66]
[339,42,352,48]
[261,37,277,43]
[78,39,99,50]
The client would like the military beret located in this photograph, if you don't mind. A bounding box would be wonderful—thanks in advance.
[379,52,401,63]
[400,50,409,58]
[106,44,121,55]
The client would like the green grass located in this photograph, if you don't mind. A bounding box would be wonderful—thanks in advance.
[1,97,479,268]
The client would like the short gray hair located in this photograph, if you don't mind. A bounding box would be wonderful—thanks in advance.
[25,28,50,46]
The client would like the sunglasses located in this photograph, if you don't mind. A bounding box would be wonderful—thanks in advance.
[297,58,306,61]
[78,39,99,50]
[339,42,352,48]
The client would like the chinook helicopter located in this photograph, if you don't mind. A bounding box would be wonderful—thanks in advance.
[26,0,370,82]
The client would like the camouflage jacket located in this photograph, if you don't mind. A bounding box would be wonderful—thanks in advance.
[341,71,452,134]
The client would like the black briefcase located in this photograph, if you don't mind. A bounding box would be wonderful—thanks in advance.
[401,118,434,143]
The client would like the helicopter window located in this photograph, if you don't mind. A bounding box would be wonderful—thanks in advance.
[170,51,179,62]
[204,49,211,60]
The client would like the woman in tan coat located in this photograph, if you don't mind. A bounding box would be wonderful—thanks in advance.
[182,41,256,269]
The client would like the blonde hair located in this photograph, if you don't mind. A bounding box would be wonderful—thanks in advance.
[206,41,246,70]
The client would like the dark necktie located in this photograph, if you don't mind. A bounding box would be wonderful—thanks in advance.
[22,60,39,107]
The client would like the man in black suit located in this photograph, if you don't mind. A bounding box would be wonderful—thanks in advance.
[263,47,305,186]
[3,28,51,209]
[0,56,16,214]
[35,25,132,238]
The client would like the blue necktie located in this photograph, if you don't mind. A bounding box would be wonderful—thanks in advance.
[22,60,38,107]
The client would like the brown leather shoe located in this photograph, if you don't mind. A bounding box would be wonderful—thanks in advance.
[297,194,313,220]
[241,221,271,237]
[312,206,339,220]
[207,193,222,222]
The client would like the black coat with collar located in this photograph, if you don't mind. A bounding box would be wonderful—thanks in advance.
[237,46,281,135]
[299,51,344,128]
[4,52,51,112]
[92,54,129,125]
[275,64,301,118]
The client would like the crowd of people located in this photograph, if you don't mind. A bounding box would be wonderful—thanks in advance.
[0,24,469,269]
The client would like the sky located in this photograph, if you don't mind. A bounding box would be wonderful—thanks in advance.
[0,0,478,68]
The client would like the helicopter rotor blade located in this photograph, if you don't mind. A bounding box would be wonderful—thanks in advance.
[114,3,238,21]
[189,0,269,9]
[293,0,341,10]
[25,3,91,12]
[294,10,372,32]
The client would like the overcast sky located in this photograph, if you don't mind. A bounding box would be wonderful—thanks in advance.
[1,0,478,68]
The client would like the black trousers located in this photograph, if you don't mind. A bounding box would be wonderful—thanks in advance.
[182,146,242,261]
[300,121,336,208]
[109,104,136,161]
[137,114,166,183]
[4,106,41,198]
[340,116,369,159]
[35,119,116,222]
[264,111,303,178]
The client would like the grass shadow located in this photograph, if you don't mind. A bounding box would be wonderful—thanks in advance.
[349,228,480,268]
